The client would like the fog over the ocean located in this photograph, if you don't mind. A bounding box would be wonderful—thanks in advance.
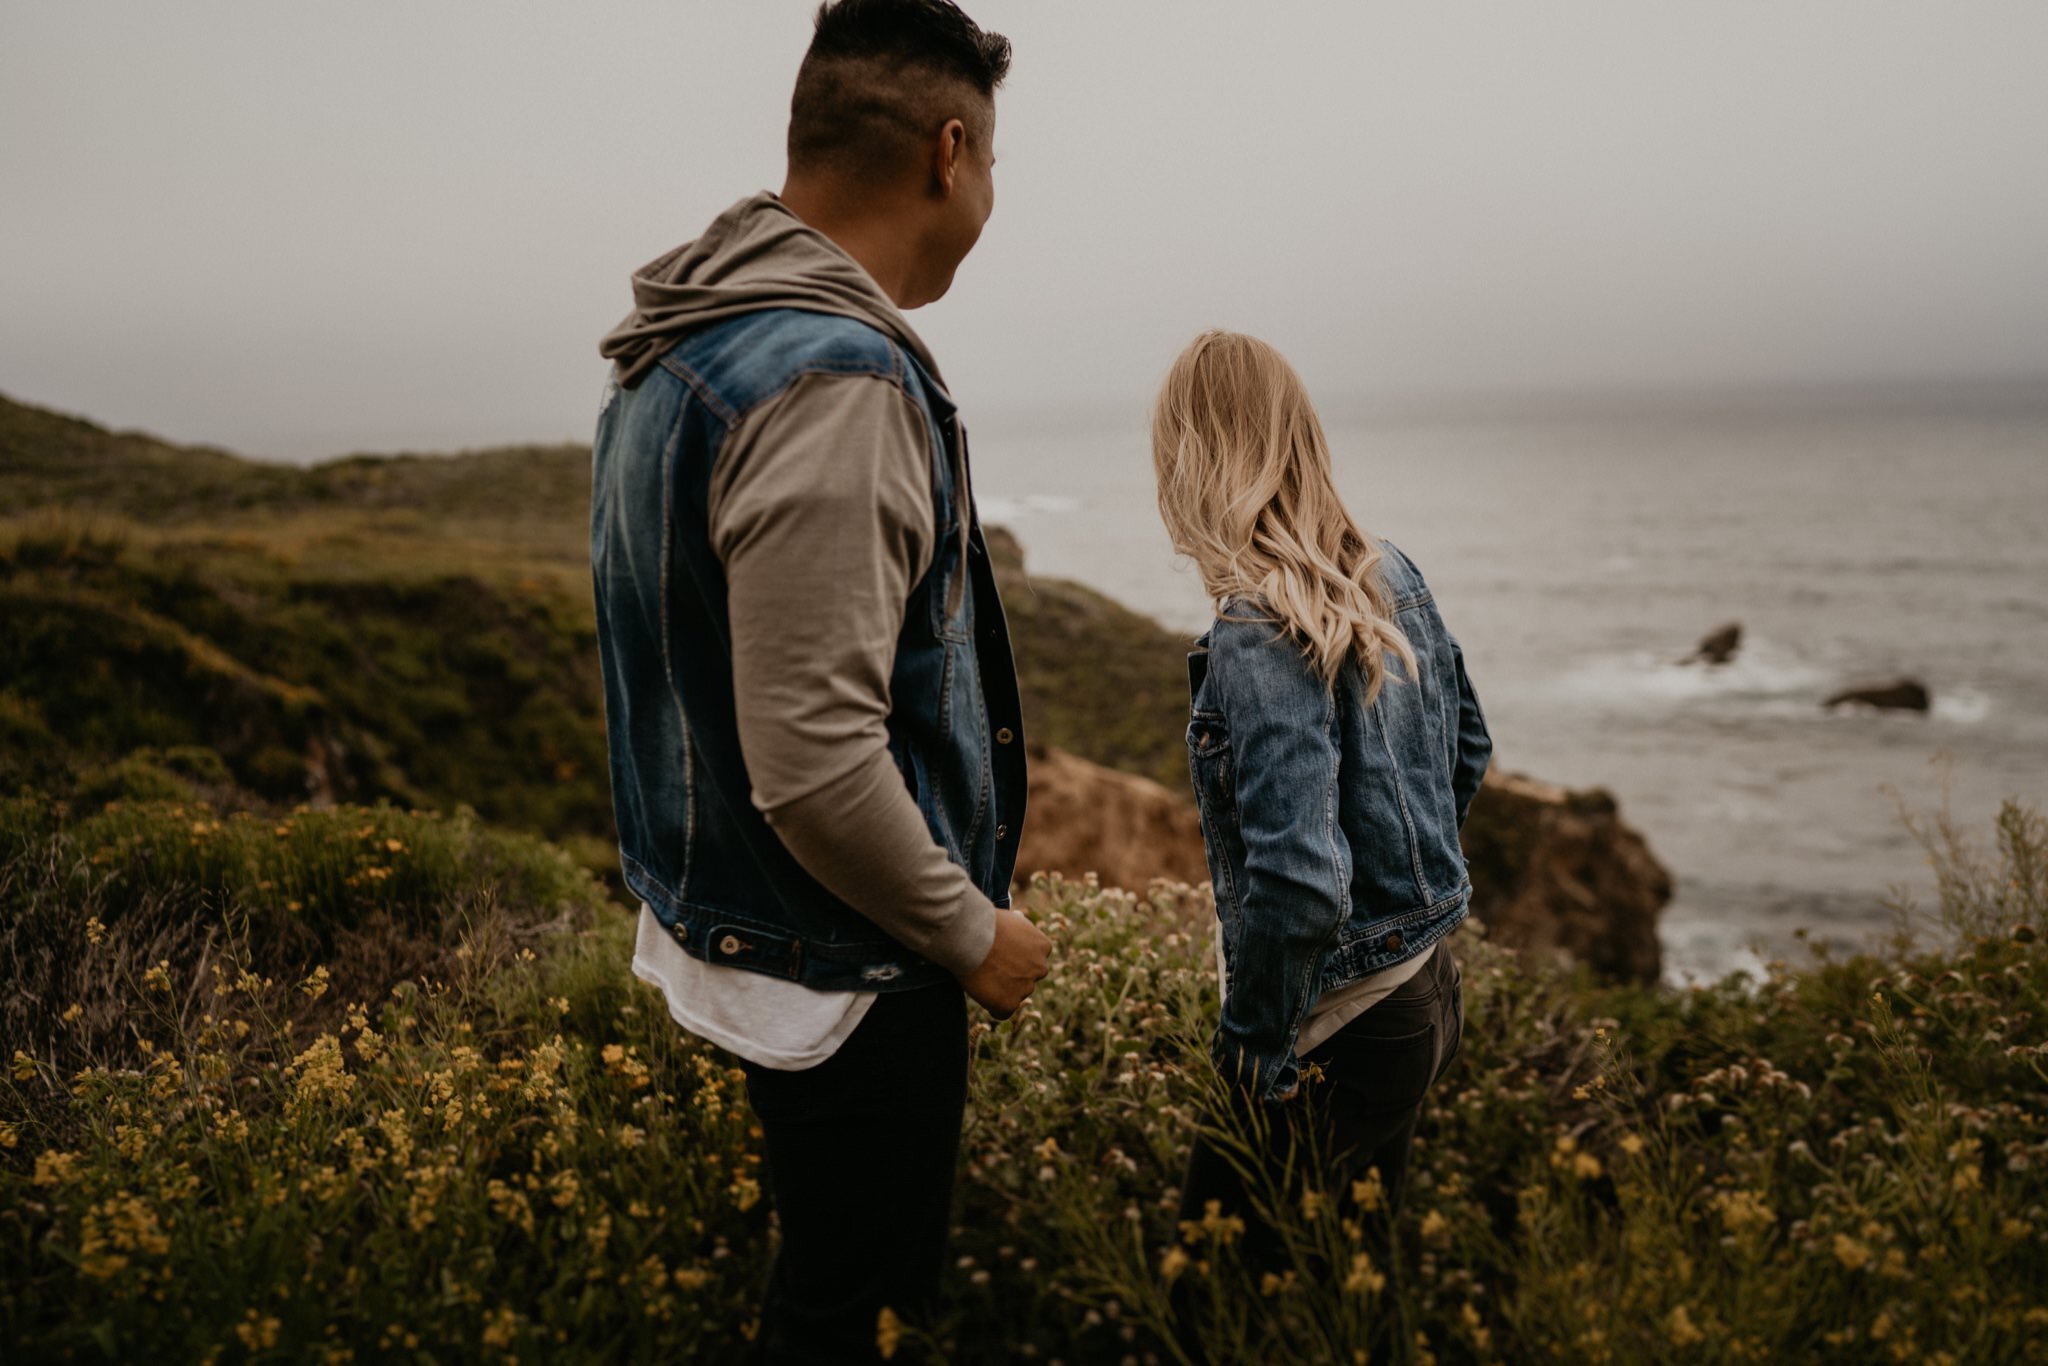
[4,0,2046,461]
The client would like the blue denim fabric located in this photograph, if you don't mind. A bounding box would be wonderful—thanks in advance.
[1185,541,1490,1102]
[589,307,1026,993]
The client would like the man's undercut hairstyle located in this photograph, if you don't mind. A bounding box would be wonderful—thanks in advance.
[788,0,1011,184]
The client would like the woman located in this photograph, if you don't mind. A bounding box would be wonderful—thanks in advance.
[1151,330,1492,1284]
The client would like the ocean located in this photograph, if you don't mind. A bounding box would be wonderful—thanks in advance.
[970,406,2048,983]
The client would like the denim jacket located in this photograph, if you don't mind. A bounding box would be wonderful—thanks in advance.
[589,307,1026,992]
[1185,541,1491,1102]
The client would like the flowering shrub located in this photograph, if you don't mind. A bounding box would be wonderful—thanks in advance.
[2,798,2044,1362]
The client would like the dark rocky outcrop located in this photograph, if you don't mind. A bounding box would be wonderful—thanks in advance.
[1016,743,1207,894]
[1681,621,1743,666]
[1017,746,1673,984]
[1460,770,1672,982]
[1824,679,1931,713]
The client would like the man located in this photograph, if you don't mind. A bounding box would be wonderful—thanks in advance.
[588,2,1049,1359]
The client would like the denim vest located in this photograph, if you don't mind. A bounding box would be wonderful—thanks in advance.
[589,307,1026,993]
[1185,541,1492,1101]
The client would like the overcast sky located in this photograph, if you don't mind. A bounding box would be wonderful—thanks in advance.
[4,1,2046,461]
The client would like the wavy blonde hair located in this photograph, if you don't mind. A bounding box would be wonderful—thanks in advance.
[1151,329,1416,700]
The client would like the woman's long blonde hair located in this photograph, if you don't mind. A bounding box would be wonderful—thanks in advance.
[1151,329,1416,700]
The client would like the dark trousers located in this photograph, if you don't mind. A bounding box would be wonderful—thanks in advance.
[736,979,969,1365]
[1172,944,1464,1350]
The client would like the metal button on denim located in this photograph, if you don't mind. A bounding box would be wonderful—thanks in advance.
[996,727,1014,744]
[1383,931,1404,953]
[672,923,688,944]
[719,934,742,956]
[995,824,1010,841]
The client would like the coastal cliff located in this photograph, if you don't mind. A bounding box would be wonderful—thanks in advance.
[3,391,1669,980]
[1017,744,1672,983]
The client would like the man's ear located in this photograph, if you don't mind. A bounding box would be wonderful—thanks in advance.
[933,117,967,197]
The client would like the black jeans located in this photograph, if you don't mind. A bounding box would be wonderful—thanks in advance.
[736,979,969,1365]
[1172,944,1464,1349]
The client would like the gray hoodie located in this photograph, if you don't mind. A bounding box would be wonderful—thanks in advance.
[595,192,997,980]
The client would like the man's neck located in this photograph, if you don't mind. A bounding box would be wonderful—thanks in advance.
[777,179,924,309]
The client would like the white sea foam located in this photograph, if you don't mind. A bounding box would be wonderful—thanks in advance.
[1932,688,1993,725]
[1546,638,1832,710]
[977,493,1081,524]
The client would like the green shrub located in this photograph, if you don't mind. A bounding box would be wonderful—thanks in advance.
[2,800,2043,1363]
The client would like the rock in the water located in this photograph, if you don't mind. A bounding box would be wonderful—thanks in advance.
[1458,770,1672,983]
[1824,679,1930,712]
[1016,743,1208,893]
[1681,621,1743,666]
[1017,746,1673,984]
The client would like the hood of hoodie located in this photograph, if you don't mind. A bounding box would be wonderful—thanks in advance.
[599,191,947,392]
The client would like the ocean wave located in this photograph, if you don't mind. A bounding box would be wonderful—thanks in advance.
[1547,639,1832,708]
[977,493,1082,524]
[1932,688,1993,725]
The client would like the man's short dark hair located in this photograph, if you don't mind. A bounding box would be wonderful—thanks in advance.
[788,0,1012,182]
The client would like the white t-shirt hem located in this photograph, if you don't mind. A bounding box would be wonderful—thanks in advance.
[631,902,878,1071]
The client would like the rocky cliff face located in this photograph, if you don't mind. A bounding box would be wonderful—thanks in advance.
[1017,748,1672,984]
[1459,770,1673,983]
[1015,743,1209,896]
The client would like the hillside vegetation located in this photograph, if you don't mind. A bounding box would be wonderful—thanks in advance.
[0,392,1192,838]
[4,392,2045,1361]
[3,785,2044,1362]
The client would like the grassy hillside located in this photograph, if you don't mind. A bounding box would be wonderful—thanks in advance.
[1,393,1192,843]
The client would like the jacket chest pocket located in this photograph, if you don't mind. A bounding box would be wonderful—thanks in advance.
[1186,713,1236,815]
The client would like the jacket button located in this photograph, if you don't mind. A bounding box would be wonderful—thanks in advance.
[673,924,689,944]
[995,727,1014,745]
[995,824,1010,841]
[1383,932,1403,953]
[718,934,742,956]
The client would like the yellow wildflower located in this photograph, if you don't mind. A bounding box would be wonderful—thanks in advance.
[12,1051,35,1081]
[235,1311,282,1351]
[1833,1234,1873,1272]
[876,1306,902,1361]
[1352,1169,1385,1212]
[1461,1302,1492,1351]
[1619,1134,1645,1156]
[1343,1252,1386,1295]
[1160,1246,1190,1282]
[481,1306,519,1350]
[1667,1305,1706,1347]
[1419,1210,1449,1243]
[1177,1198,1247,1247]
[86,916,107,945]
[32,1150,81,1186]
[1711,1189,1774,1236]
